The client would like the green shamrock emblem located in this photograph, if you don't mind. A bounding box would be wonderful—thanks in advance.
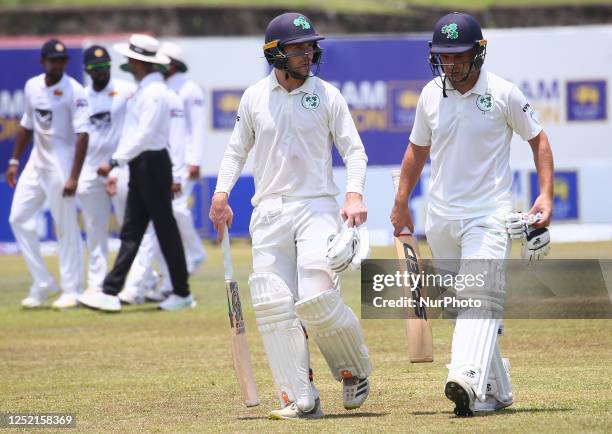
[293,16,311,30]
[476,94,494,112]
[441,23,459,40]
[302,93,320,109]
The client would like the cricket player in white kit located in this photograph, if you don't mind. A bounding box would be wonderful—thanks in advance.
[391,12,554,416]
[210,13,372,419]
[6,39,89,309]
[78,45,136,292]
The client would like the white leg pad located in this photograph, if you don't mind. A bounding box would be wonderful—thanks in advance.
[488,343,513,402]
[449,309,501,401]
[295,289,372,381]
[249,272,314,412]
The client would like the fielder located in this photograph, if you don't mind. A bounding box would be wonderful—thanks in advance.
[78,45,136,292]
[6,38,89,309]
[210,13,372,419]
[391,12,554,416]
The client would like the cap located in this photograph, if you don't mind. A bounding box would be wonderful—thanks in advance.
[84,45,111,68]
[430,12,484,54]
[41,38,68,59]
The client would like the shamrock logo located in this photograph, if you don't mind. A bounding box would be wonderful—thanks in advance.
[476,94,494,112]
[441,23,459,40]
[293,16,311,30]
[302,93,320,109]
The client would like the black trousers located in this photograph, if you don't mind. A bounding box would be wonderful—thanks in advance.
[102,149,189,297]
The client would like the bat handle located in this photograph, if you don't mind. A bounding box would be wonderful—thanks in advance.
[221,226,234,281]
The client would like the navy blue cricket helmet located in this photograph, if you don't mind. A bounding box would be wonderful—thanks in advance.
[263,12,324,76]
[429,12,487,81]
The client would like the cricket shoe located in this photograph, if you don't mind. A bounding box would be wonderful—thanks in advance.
[21,283,59,308]
[343,376,369,410]
[158,294,196,311]
[51,293,79,309]
[118,289,145,305]
[445,374,476,417]
[78,291,121,312]
[269,397,324,420]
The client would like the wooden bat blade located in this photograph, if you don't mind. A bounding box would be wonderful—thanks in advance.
[226,279,260,407]
[394,235,434,363]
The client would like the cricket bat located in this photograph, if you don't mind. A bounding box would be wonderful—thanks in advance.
[221,227,260,407]
[391,169,434,363]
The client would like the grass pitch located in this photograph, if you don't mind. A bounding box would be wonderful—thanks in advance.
[1,240,611,432]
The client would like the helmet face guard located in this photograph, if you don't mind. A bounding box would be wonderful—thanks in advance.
[263,39,323,80]
[429,40,487,84]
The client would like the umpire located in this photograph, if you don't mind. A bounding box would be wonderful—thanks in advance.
[79,34,192,312]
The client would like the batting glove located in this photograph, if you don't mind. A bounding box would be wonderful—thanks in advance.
[521,227,551,262]
[505,212,543,240]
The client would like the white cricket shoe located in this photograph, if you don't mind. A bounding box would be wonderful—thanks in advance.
[21,284,59,308]
[118,290,145,305]
[158,294,195,311]
[445,374,476,417]
[269,397,324,420]
[51,293,79,309]
[474,395,514,413]
[343,376,369,410]
[78,291,121,312]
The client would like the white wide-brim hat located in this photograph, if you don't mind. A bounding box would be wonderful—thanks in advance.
[159,41,188,72]
[114,34,170,65]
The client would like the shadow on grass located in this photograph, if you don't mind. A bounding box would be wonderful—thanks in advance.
[238,412,389,421]
[412,406,575,417]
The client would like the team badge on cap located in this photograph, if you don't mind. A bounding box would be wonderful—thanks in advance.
[94,48,104,57]
[441,23,459,40]
[55,43,65,52]
[293,16,311,30]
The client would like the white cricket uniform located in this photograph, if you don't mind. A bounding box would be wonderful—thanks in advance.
[216,71,371,409]
[9,73,90,295]
[410,68,542,402]
[78,78,136,290]
[165,72,206,269]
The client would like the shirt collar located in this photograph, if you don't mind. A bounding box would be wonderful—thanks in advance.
[166,72,185,90]
[466,67,488,96]
[139,71,164,88]
[268,70,316,95]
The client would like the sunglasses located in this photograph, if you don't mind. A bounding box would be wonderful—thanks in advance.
[85,61,111,71]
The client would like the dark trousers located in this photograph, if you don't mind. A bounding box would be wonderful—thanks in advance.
[103,149,189,297]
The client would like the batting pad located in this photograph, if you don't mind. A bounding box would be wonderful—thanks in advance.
[249,272,315,412]
[489,343,513,402]
[295,289,372,381]
[449,309,501,401]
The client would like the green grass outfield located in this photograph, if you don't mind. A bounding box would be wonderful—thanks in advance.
[1,0,610,14]
[1,241,611,432]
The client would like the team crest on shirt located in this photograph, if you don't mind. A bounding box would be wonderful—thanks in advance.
[476,93,494,112]
[302,93,320,109]
[35,108,52,130]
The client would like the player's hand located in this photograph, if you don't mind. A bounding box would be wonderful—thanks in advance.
[98,162,112,177]
[171,182,182,199]
[209,192,234,242]
[528,194,553,228]
[62,177,78,197]
[390,199,414,237]
[5,164,18,188]
[188,165,200,180]
[342,192,367,227]
[106,177,118,196]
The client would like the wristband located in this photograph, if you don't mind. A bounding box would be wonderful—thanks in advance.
[8,158,19,166]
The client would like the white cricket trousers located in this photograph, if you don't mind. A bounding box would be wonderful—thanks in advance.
[425,207,512,401]
[78,175,128,290]
[250,196,341,299]
[9,162,83,294]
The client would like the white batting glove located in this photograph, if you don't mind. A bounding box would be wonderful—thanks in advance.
[521,227,551,262]
[505,212,543,240]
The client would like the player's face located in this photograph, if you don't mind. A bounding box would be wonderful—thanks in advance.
[86,62,111,89]
[283,42,315,77]
[41,57,67,81]
[439,50,474,83]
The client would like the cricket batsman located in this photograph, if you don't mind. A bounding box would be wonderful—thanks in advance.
[390,12,554,416]
[210,12,372,419]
